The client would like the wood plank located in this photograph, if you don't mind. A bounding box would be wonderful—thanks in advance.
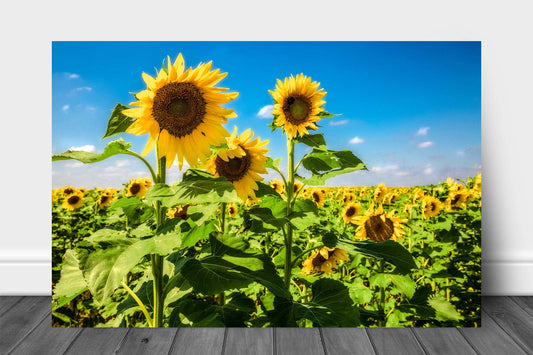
[169,328,225,355]
[320,328,374,355]
[224,328,273,355]
[412,328,476,355]
[459,310,527,355]
[0,296,23,316]
[366,328,424,355]
[510,296,533,318]
[0,297,50,353]
[116,327,177,355]
[483,296,533,353]
[275,328,324,355]
[10,315,82,355]
[63,328,129,355]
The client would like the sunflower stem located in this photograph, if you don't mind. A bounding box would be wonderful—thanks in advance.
[284,139,295,291]
[217,202,227,305]
[123,151,158,184]
[379,259,386,326]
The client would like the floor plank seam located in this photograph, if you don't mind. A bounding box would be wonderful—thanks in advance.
[6,310,51,355]
[60,327,85,355]
[166,327,180,355]
[456,328,481,355]
[0,296,25,318]
[508,297,533,319]
[482,309,531,355]
[363,329,379,355]
[317,328,328,355]
[272,328,277,355]
[409,328,429,355]
[113,327,132,354]
[220,327,229,355]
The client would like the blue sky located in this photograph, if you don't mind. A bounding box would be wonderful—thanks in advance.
[52,41,481,188]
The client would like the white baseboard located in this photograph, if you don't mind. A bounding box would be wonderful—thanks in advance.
[1,260,532,295]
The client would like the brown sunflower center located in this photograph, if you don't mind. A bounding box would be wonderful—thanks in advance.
[345,206,356,218]
[451,194,461,205]
[130,183,141,195]
[100,195,109,204]
[63,188,74,195]
[312,192,321,203]
[365,215,395,242]
[430,202,436,212]
[152,82,206,138]
[312,253,327,267]
[67,195,80,205]
[229,206,236,215]
[215,153,251,182]
[283,95,311,124]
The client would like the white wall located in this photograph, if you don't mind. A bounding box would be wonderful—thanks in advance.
[1,1,532,295]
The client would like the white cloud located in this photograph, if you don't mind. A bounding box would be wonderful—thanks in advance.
[74,86,92,92]
[349,136,364,144]
[417,141,434,148]
[329,119,349,126]
[395,171,409,177]
[86,105,97,111]
[371,164,399,172]
[257,105,275,119]
[424,166,433,175]
[415,127,430,136]
[115,160,131,167]
[457,150,465,156]
[66,161,84,168]
[68,73,80,79]
[62,104,69,112]
[69,144,95,152]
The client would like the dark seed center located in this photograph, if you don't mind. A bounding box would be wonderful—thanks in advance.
[130,183,141,195]
[283,95,311,124]
[215,151,251,182]
[346,206,356,217]
[312,253,327,267]
[365,215,394,242]
[67,195,80,205]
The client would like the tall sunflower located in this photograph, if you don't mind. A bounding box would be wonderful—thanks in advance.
[353,204,405,242]
[302,247,349,275]
[206,127,269,202]
[123,54,238,169]
[269,74,326,139]
[422,196,442,219]
[62,191,84,211]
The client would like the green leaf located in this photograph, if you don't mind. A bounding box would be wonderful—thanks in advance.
[317,111,339,118]
[53,250,88,308]
[289,199,319,230]
[52,138,132,163]
[297,149,367,185]
[265,157,282,170]
[216,293,256,326]
[428,294,463,322]
[102,103,135,139]
[294,134,327,151]
[254,182,281,198]
[109,196,153,225]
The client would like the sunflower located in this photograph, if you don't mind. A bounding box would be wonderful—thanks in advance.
[311,189,326,207]
[269,74,327,140]
[302,247,349,275]
[227,203,239,218]
[353,204,405,242]
[422,196,442,219]
[61,186,76,196]
[342,202,362,224]
[123,54,238,169]
[206,127,269,202]
[446,191,468,210]
[269,179,285,194]
[62,191,84,211]
[293,181,304,195]
[126,177,152,198]
[373,183,387,203]
[166,204,190,220]
[96,192,114,208]
[384,193,399,204]
[342,192,356,205]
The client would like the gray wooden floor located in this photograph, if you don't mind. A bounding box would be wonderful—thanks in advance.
[1,297,532,355]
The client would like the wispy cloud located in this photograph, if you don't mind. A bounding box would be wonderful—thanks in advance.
[371,164,399,172]
[424,165,433,175]
[86,105,97,111]
[415,127,430,136]
[457,150,465,156]
[349,136,364,144]
[67,73,80,79]
[69,144,95,152]
[73,86,92,93]
[62,104,70,113]
[329,119,349,126]
[257,105,274,119]
[395,171,409,177]
[417,141,434,148]
[66,161,84,168]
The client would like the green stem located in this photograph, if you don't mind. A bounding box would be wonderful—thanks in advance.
[284,139,295,290]
[379,259,386,326]
[123,151,158,184]
[218,202,227,305]
[121,281,153,327]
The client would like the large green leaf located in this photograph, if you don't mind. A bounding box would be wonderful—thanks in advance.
[294,133,327,151]
[297,149,367,185]
[102,103,135,139]
[53,249,88,308]
[52,138,132,163]
[428,294,463,322]
[109,196,154,225]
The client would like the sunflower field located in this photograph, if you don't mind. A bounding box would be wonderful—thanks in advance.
[52,54,481,328]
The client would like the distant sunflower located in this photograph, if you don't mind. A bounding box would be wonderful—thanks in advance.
[384,193,399,204]
[97,192,115,208]
[126,177,152,198]
[342,192,356,205]
[342,202,362,224]
[302,247,349,275]
[293,181,304,195]
[63,191,84,211]
[311,189,326,207]
[269,74,327,139]
[353,204,405,242]
[123,54,238,169]
[269,179,285,194]
[61,186,76,196]
[166,204,190,220]
[373,183,387,203]
[446,191,468,210]
[206,127,269,201]
[422,196,442,219]
[227,203,239,218]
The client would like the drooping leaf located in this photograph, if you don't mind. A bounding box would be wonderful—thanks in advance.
[297,149,366,186]
[52,138,132,163]
[53,249,88,308]
[102,103,135,139]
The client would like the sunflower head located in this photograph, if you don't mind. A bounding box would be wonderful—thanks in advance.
[342,202,362,224]
[166,204,191,220]
[206,127,269,202]
[269,74,326,140]
[311,189,326,208]
[446,191,468,210]
[62,191,84,211]
[302,247,349,275]
[373,183,387,202]
[422,196,442,219]
[61,186,76,196]
[353,204,405,242]
[126,177,152,198]
[342,192,356,205]
[293,181,304,195]
[97,192,115,208]
[269,179,285,194]
[227,203,239,218]
[123,54,238,169]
